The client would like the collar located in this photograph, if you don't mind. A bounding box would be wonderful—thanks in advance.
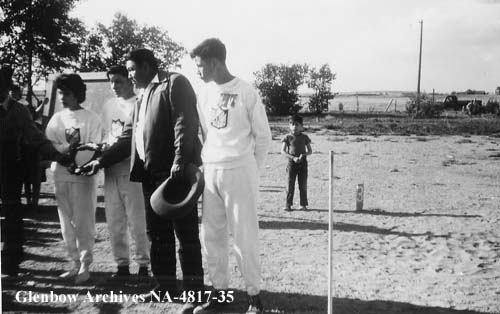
[148,73,160,88]
[137,74,160,99]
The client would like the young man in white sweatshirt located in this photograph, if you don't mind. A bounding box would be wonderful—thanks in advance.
[190,38,272,314]
[80,66,150,279]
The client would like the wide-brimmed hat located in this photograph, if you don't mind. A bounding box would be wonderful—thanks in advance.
[150,164,204,219]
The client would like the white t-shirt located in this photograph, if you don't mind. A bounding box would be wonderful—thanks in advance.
[101,96,136,176]
[45,107,103,183]
[197,77,271,169]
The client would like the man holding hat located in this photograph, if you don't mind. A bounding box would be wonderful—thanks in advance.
[82,49,204,314]
[0,66,60,275]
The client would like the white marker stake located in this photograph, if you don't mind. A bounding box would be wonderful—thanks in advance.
[328,151,334,314]
[356,183,364,211]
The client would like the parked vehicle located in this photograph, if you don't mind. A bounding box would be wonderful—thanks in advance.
[442,95,482,111]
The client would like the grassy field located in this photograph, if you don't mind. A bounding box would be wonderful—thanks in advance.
[271,111,500,137]
[298,93,500,113]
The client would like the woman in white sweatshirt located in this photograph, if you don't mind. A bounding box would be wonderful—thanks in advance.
[45,74,103,285]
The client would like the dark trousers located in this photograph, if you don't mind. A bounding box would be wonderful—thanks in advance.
[286,160,308,207]
[1,159,25,273]
[142,180,204,292]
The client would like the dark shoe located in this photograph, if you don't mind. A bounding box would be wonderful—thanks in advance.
[137,266,149,278]
[246,294,263,314]
[142,284,178,303]
[112,265,130,277]
[284,206,293,212]
[193,296,227,313]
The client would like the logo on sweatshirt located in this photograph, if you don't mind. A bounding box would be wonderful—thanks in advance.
[111,119,125,138]
[65,127,80,145]
[210,93,237,129]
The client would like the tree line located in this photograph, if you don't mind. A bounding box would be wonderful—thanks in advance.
[254,63,336,115]
[0,0,335,115]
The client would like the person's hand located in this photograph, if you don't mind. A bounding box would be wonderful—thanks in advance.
[298,154,306,162]
[293,156,301,164]
[79,159,101,176]
[170,163,184,180]
[67,163,79,175]
[77,142,102,152]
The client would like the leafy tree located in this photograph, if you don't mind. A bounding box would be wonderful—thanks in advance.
[254,63,308,115]
[0,0,85,104]
[140,25,185,69]
[307,64,336,114]
[78,28,107,72]
[95,13,142,68]
[80,13,186,71]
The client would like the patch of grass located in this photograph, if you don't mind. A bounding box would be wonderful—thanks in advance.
[269,112,500,136]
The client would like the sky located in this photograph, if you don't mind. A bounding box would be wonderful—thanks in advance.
[72,0,500,93]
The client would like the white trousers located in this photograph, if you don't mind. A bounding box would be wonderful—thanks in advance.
[55,181,97,266]
[104,174,150,267]
[201,161,261,296]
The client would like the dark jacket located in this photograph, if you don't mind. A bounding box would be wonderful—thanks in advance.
[0,98,57,176]
[99,71,202,183]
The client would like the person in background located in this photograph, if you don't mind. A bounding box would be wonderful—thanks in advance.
[281,114,312,211]
[0,66,60,276]
[79,65,150,280]
[10,84,44,210]
[190,38,271,314]
[45,73,103,285]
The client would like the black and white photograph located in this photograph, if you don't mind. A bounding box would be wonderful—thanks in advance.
[1,0,499,313]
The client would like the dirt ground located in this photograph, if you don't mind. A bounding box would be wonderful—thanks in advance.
[2,121,500,314]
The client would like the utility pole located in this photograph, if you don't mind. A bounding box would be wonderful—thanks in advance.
[416,20,423,108]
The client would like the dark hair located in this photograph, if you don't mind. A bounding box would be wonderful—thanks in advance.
[107,65,129,80]
[55,73,87,104]
[289,114,303,125]
[190,38,226,63]
[126,48,158,71]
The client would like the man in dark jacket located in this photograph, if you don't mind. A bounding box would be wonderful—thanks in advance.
[0,66,61,275]
[82,49,204,314]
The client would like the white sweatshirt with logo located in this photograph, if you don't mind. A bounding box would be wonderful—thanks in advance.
[101,96,136,177]
[197,77,271,169]
[45,107,103,183]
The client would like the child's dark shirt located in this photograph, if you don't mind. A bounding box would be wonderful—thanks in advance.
[281,133,311,157]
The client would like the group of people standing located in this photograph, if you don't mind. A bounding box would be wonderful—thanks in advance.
[1,38,272,314]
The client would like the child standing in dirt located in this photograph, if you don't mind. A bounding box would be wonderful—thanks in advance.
[281,114,312,211]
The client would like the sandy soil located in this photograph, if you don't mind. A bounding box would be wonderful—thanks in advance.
[2,129,500,314]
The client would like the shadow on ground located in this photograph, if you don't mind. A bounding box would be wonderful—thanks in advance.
[259,219,450,238]
[334,208,482,219]
[1,286,489,314]
[0,199,489,314]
